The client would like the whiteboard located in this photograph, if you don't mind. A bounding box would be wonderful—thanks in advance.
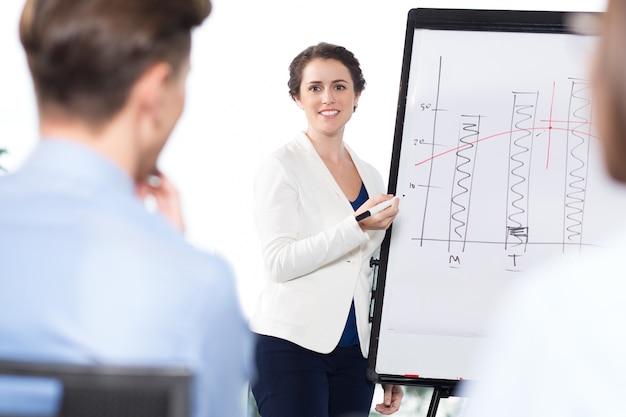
[368,8,626,388]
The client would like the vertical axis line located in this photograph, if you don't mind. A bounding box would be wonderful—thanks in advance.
[546,81,556,169]
[420,56,443,246]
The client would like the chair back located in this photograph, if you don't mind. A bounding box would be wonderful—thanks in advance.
[0,360,191,417]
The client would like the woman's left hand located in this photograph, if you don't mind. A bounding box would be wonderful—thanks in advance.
[375,384,404,414]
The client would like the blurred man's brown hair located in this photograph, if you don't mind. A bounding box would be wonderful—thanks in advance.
[19,0,211,127]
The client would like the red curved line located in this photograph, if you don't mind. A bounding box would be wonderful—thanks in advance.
[414,126,599,167]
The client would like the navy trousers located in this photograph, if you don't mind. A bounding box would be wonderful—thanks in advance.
[251,335,375,417]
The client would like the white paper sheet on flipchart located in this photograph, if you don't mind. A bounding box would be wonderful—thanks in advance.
[381,28,625,339]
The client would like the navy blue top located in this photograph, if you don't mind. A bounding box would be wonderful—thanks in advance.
[338,182,369,347]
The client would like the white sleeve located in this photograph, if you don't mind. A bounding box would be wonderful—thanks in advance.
[253,156,369,283]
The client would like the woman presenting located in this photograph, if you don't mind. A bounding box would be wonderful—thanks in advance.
[250,42,403,417]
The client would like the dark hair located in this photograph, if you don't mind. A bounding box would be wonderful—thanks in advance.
[593,0,626,182]
[287,42,366,101]
[19,0,211,125]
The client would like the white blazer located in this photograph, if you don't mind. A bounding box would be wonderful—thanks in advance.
[250,132,387,356]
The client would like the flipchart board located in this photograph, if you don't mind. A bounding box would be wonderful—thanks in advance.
[367,8,624,391]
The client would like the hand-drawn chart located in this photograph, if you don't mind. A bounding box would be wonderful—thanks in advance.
[412,74,597,261]
[382,29,626,342]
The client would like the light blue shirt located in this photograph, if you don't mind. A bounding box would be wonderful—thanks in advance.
[0,139,252,416]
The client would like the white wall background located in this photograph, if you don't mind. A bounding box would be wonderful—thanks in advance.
[0,0,607,318]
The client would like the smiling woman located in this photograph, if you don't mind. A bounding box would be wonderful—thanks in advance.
[249,42,402,417]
